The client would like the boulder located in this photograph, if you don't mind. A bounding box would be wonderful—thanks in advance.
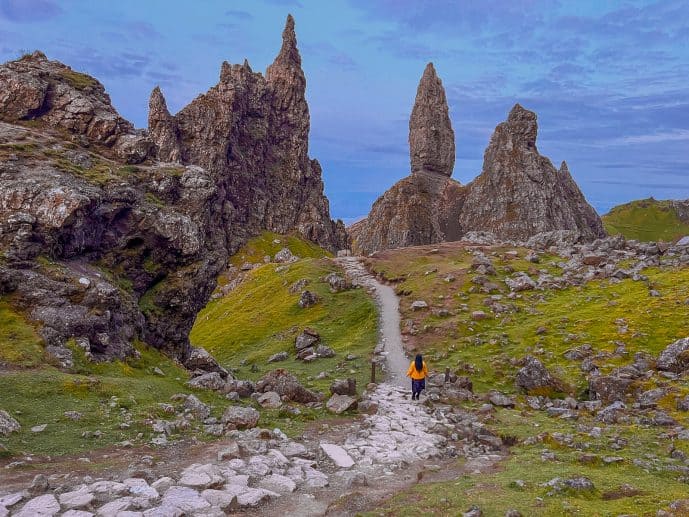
[14,494,60,517]
[330,378,356,396]
[326,394,357,414]
[257,391,282,409]
[0,409,20,436]
[411,300,429,310]
[589,375,633,404]
[255,369,320,403]
[320,442,355,468]
[656,337,689,372]
[298,290,319,308]
[183,394,211,420]
[274,247,297,263]
[221,406,260,429]
[267,351,289,363]
[515,356,563,393]
[187,372,226,391]
[184,347,229,378]
[323,272,348,292]
[295,328,320,351]
[315,344,335,358]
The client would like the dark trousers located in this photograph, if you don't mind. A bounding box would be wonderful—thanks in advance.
[412,378,425,397]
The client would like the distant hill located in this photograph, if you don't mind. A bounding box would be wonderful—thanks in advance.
[602,198,689,242]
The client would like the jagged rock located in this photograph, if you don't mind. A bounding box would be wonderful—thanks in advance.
[221,406,260,429]
[183,394,211,420]
[298,290,319,308]
[459,105,605,242]
[316,344,335,358]
[656,337,689,372]
[515,356,563,393]
[489,391,515,408]
[267,351,289,363]
[0,15,347,365]
[257,391,282,409]
[184,348,229,378]
[505,273,536,292]
[187,372,226,391]
[274,247,297,263]
[323,272,347,292]
[409,63,455,176]
[411,300,429,310]
[225,379,255,398]
[295,328,319,350]
[148,86,181,162]
[326,394,357,414]
[0,409,20,436]
[13,494,60,517]
[255,369,320,403]
[330,378,356,396]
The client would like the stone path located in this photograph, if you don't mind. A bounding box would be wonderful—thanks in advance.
[0,258,494,517]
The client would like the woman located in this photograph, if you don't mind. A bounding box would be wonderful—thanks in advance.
[406,354,428,400]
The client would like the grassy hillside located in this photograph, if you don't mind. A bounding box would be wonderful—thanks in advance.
[365,243,689,515]
[603,198,689,242]
[0,232,378,459]
[191,232,378,396]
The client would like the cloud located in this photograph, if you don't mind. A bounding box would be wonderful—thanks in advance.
[225,9,253,21]
[0,0,61,22]
[608,129,689,145]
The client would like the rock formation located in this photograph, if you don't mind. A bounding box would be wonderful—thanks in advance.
[409,63,455,176]
[457,104,606,242]
[0,16,347,364]
[352,90,605,253]
[350,63,463,254]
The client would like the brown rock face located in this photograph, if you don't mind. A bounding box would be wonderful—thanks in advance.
[409,63,455,176]
[458,104,605,241]
[0,16,347,363]
[351,64,462,254]
[353,98,605,254]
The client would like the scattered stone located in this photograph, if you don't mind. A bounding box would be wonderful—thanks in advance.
[274,247,297,263]
[58,488,95,510]
[217,441,241,461]
[330,378,356,396]
[657,337,689,372]
[298,290,319,308]
[295,329,320,351]
[63,411,83,421]
[256,369,320,403]
[411,300,428,310]
[320,443,355,468]
[0,410,21,436]
[326,394,357,414]
[200,489,238,512]
[259,474,297,494]
[267,352,289,363]
[31,424,47,433]
[14,494,60,517]
[324,272,348,292]
[515,356,562,393]
[184,394,211,419]
[257,391,282,409]
[187,371,226,391]
[221,406,260,429]
[489,391,515,408]
[471,310,487,321]
[316,344,335,358]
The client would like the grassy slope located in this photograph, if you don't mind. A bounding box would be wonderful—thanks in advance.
[0,232,377,458]
[191,232,378,396]
[603,198,689,242]
[365,243,689,515]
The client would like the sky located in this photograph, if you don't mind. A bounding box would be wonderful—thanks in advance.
[1,0,688,223]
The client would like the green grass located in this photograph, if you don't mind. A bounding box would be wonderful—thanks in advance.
[603,198,689,242]
[59,69,98,90]
[229,231,330,267]
[364,243,689,514]
[0,298,44,367]
[192,233,377,396]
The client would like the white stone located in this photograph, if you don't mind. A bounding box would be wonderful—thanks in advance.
[89,481,128,503]
[116,512,143,517]
[142,506,183,517]
[79,277,91,287]
[200,489,238,511]
[62,511,94,517]
[178,464,224,489]
[123,479,159,500]
[259,474,297,494]
[320,442,355,468]
[279,441,307,457]
[59,488,95,510]
[0,506,7,517]
[160,486,210,513]
[31,424,47,433]
[303,467,329,488]
[150,477,175,494]
[0,492,24,508]
[14,494,60,517]
[95,497,132,517]
[236,488,279,507]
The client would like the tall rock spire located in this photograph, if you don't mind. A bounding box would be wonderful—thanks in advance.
[267,14,301,72]
[148,86,181,163]
[409,62,455,177]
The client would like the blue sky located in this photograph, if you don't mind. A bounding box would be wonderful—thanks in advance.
[1,0,688,223]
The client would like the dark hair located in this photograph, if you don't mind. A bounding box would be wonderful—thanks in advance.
[414,354,423,373]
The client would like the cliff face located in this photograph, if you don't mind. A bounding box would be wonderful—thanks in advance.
[352,71,605,254]
[0,17,346,364]
[351,63,463,255]
[457,104,606,242]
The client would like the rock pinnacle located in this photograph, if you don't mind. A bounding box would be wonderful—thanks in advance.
[409,62,455,177]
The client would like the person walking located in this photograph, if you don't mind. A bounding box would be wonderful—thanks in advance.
[406,353,428,400]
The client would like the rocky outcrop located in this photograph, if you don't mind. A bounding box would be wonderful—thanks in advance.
[351,63,463,254]
[409,63,455,177]
[352,100,605,254]
[0,16,346,363]
[457,104,605,242]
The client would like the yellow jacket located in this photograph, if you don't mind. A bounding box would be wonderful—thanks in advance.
[406,361,428,380]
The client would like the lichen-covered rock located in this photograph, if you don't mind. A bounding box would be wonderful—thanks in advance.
[0,409,20,436]
[656,337,689,372]
[221,406,260,429]
[515,356,563,393]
